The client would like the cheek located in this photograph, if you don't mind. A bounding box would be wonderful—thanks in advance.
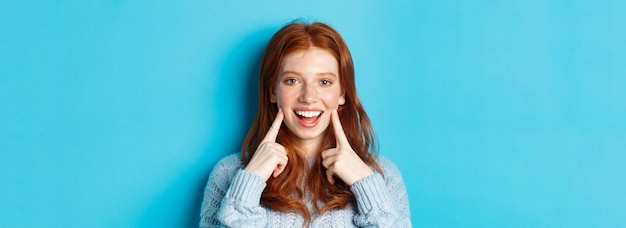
[275,88,295,108]
[321,91,342,108]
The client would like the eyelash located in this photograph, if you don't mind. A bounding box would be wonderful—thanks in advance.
[283,78,334,86]
[284,78,299,84]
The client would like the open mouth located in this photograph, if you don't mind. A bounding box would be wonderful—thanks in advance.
[294,110,323,126]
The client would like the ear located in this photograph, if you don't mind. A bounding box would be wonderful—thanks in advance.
[270,89,277,103]
[338,91,345,105]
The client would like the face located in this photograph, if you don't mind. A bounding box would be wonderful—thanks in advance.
[271,48,345,146]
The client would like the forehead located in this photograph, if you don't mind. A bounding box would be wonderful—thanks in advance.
[280,48,339,75]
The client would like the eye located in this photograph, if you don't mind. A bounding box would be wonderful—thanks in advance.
[320,79,333,86]
[284,78,299,85]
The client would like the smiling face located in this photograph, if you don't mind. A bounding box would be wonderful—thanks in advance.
[271,48,345,150]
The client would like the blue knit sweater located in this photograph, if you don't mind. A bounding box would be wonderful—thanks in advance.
[199,153,411,227]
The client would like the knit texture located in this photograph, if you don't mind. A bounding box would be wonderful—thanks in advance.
[199,153,411,227]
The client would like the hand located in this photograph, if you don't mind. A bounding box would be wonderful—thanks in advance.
[244,109,288,182]
[321,110,374,186]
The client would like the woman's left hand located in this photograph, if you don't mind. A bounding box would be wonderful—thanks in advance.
[321,110,374,186]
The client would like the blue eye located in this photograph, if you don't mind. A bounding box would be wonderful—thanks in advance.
[284,78,298,84]
[321,80,332,86]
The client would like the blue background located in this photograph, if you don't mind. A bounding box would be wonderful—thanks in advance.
[1,1,625,227]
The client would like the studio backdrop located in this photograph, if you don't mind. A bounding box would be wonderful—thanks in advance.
[1,1,625,227]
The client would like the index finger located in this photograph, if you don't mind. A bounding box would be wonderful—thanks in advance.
[262,108,284,142]
[331,109,350,146]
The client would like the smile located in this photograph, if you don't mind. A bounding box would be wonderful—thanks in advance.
[294,110,323,128]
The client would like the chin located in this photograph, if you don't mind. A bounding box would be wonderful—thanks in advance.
[286,123,329,141]
[293,131,325,140]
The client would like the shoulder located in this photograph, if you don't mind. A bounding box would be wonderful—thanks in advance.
[217,153,244,167]
[209,153,245,179]
[375,155,400,173]
[374,155,404,182]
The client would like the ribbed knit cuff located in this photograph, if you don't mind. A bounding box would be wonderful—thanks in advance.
[227,169,266,206]
[350,173,392,214]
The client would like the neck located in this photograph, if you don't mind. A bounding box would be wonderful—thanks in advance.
[297,137,323,158]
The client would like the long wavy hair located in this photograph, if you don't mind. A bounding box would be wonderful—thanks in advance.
[241,21,382,225]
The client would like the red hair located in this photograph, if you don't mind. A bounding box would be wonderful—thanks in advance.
[241,21,382,225]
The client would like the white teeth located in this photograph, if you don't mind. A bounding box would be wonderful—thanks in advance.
[295,110,322,118]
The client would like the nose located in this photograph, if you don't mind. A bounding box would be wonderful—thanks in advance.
[298,82,317,104]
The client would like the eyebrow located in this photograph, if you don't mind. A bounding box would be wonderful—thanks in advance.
[281,70,338,78]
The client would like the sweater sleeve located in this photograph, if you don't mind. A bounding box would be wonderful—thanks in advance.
[350,157,411,227]
[199,154,268,228]
[217,169,268,227]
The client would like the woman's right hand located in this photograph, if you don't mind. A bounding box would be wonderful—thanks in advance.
[244,109,288,182]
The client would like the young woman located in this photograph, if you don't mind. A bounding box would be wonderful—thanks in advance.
[200,21,411,227]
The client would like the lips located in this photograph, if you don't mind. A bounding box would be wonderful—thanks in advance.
[294,110,323,128]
